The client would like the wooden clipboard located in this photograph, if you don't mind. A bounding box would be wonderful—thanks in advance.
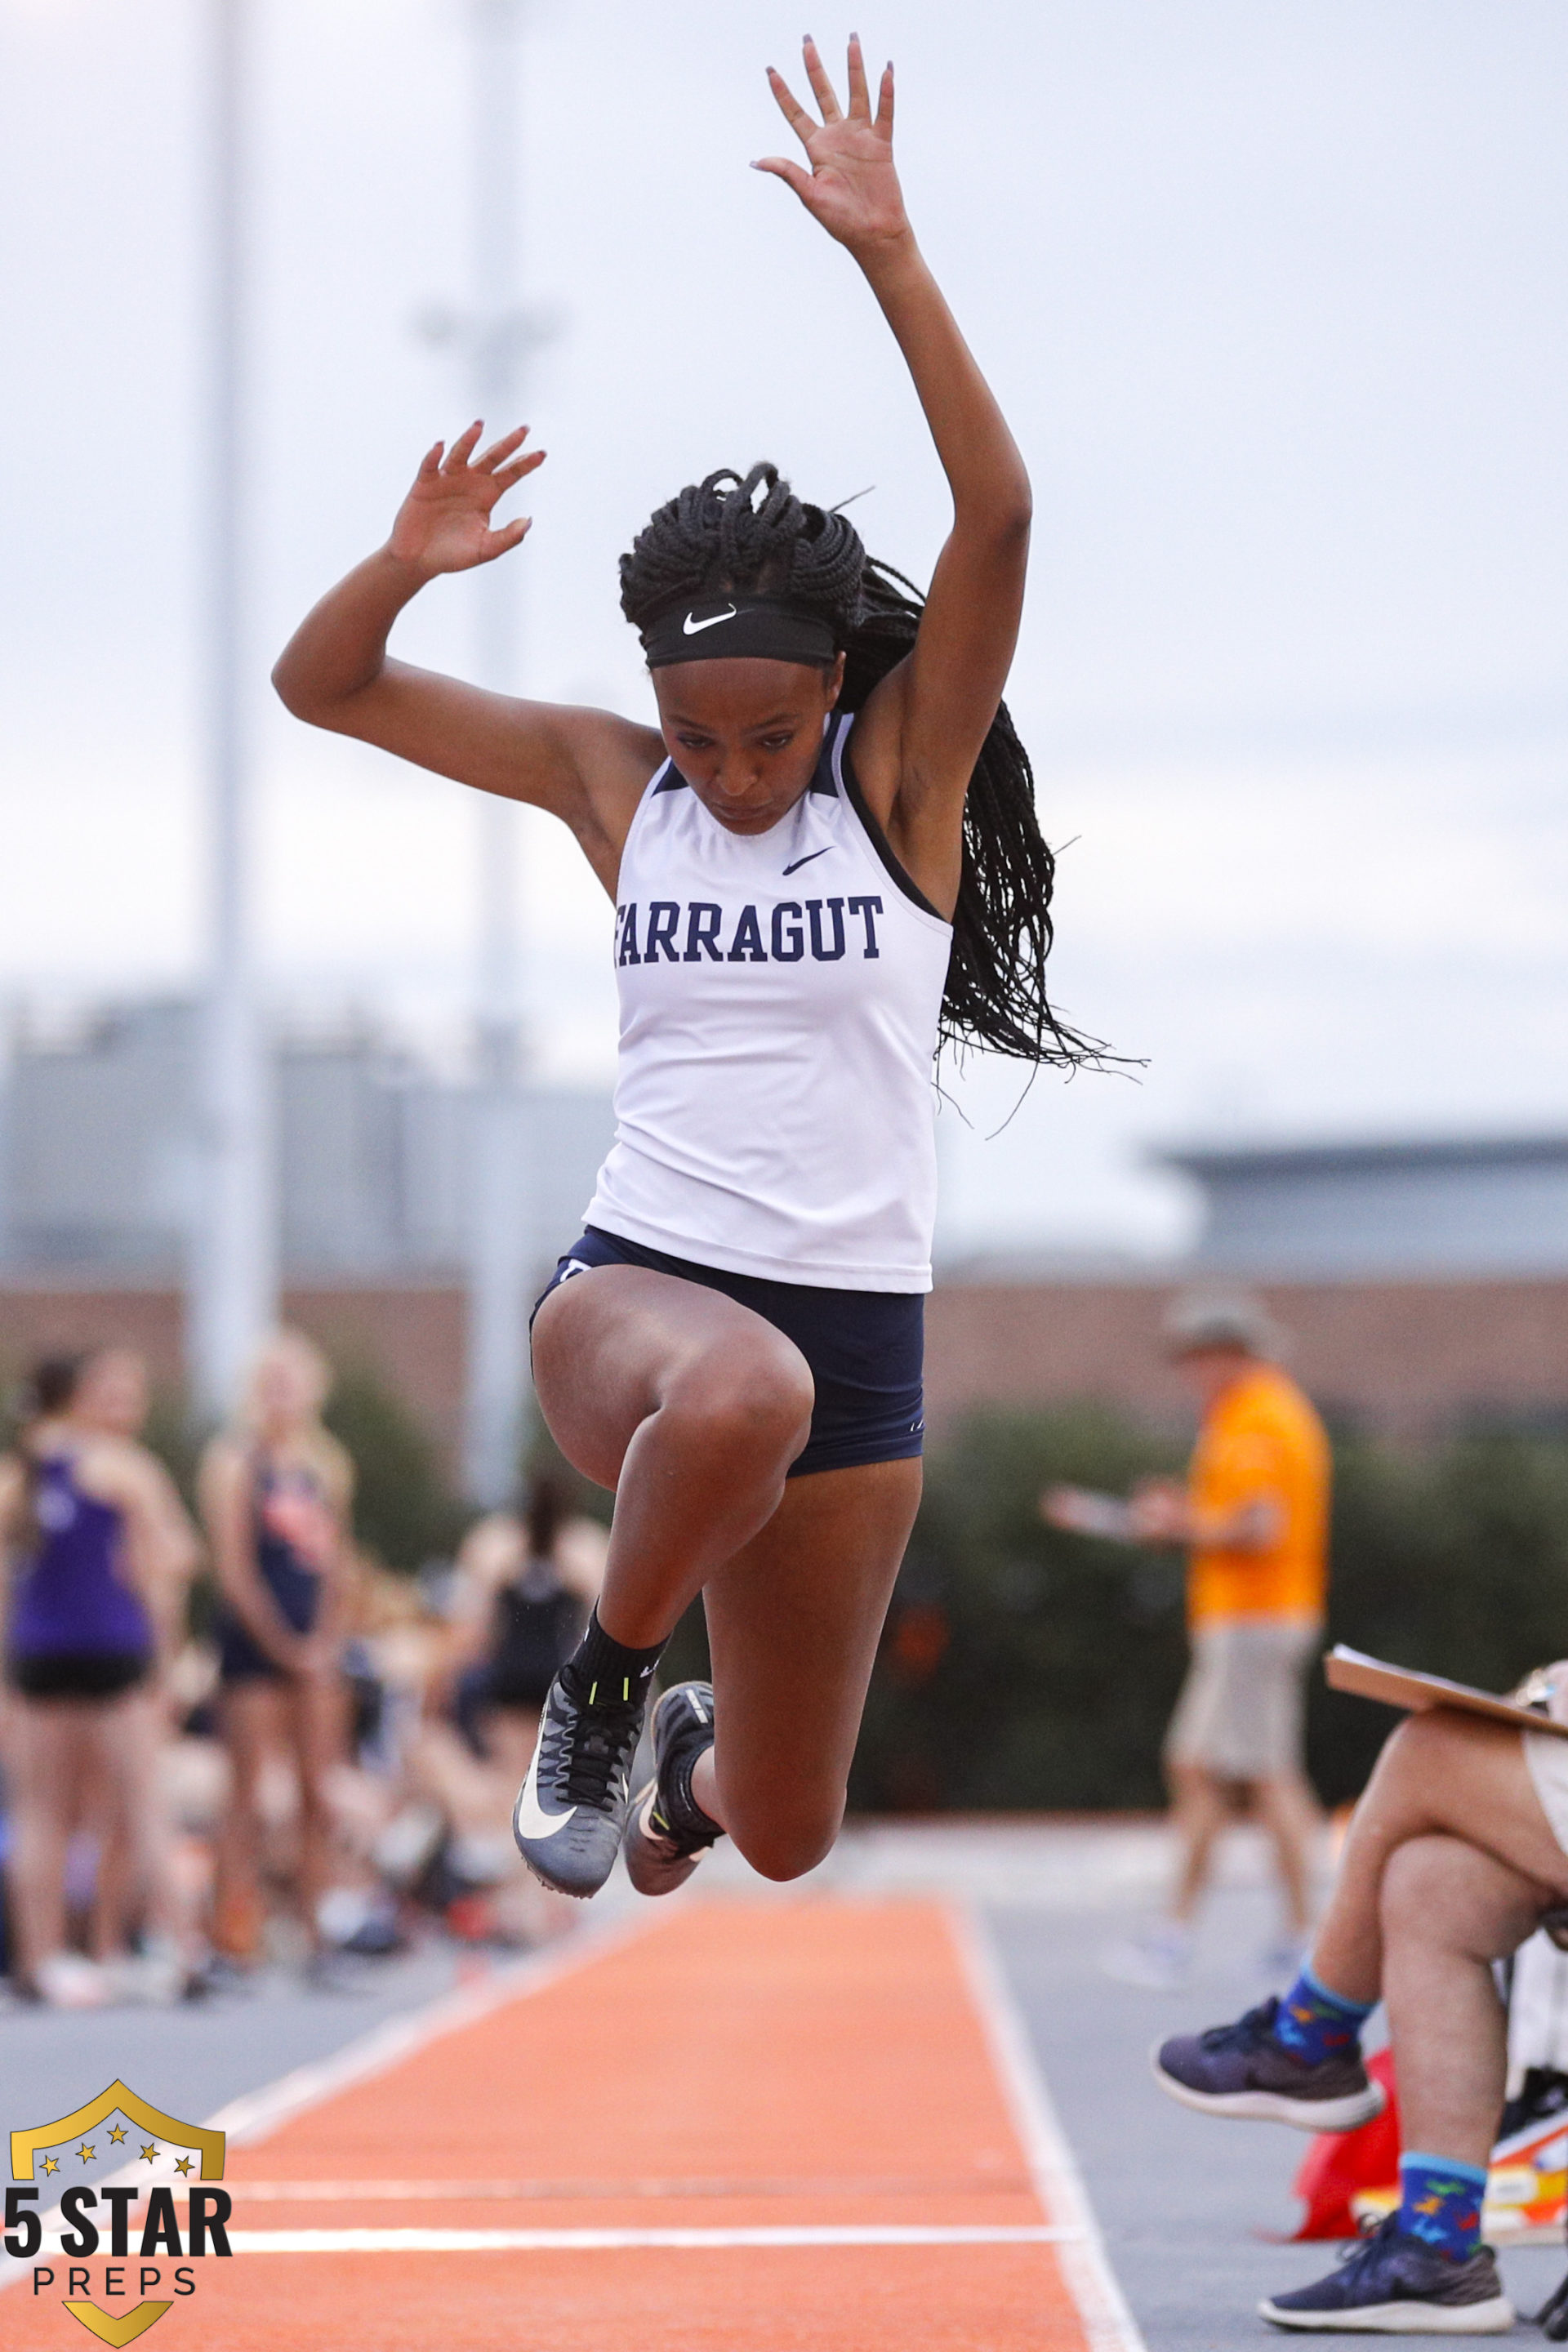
[1325,1644,1568,1740]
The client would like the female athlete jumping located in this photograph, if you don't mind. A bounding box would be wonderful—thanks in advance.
[274,37,1089,1900]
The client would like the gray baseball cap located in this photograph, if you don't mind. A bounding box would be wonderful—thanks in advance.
[1162,1291,1283,1359]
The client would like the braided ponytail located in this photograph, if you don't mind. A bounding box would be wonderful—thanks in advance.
[620,462,1102,1067]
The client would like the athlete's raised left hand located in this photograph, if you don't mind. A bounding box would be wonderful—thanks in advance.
[755,35,909,258]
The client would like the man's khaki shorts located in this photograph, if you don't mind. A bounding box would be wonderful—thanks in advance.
[1164,1617,1322,1782]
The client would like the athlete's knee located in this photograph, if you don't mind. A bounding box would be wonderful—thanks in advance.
[727,1793,844,1883]
[662,1346,813,1468]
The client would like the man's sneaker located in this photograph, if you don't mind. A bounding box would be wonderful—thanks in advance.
[513,1666,646,1899]
[1154,1995,1386,2131]
[1259,2216,1512,2333]
[623,1682,721,1899]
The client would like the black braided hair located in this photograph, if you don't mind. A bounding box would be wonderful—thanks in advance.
[620,462,1102,1067]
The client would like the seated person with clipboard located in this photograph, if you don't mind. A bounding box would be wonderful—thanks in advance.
[1152,1643,1568,2333]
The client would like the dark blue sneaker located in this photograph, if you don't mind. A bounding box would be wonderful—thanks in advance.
[1260,2216,1512,2332]
[1154,1996,1386,2131]
[623,1682,721,1898]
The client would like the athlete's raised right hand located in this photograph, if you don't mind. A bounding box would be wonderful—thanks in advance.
[386,421,544,578]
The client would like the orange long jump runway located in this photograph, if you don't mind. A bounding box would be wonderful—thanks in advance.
[9,1898,1141,2351]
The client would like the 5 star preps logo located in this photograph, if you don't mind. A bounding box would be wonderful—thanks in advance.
[6,2082,232,2345]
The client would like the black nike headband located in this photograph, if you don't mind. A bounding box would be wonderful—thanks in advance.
[639,595,838,670]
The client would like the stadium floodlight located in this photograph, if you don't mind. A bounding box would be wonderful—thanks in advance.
[189,0,276,1423]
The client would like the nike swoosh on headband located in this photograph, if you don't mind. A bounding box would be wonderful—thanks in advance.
[781,846,833,875]
[683,606,738,635]
[514,1756,576,1841]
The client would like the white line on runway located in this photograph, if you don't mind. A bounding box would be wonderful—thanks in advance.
[226,2224,1086,2254]
[954,1906,1151,2352]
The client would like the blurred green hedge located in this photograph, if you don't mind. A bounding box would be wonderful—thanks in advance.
[102,1357,1568,1811]
[847,1409,1568,1815]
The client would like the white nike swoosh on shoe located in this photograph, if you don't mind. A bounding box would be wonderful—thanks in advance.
[514,1755,577,1842]
[683,606,737,635]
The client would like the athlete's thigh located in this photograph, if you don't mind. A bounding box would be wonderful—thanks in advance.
[531,1264,812,1489]
[702,1458,922,1811]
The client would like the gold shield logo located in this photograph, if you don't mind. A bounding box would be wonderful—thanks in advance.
[8,2082,227,2344]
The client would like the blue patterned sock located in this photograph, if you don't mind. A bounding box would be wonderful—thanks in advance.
[1396,2154,1487,2259]
[1272,1967,1375,2065]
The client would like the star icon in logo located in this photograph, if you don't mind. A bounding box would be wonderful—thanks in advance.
[108,2124,128,2145]
[74,2144,96,2164]
[174,2157,194,2176]
[140,2143,159,2164]
[42,2157,60,2176]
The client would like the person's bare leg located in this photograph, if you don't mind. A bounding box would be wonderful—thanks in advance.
[287,1672,347,1953]
[1167,1759,1232,1926]
[532,1268,814,1648]
[1254,1768,1323,1938]
[1309,1714,1568,2004]
[414,1718,523,1838]
[1380,1833,1549,2169]
[212,1683,279,1959]
[85,1690,176,1962]
[6,1701,84,1983]
[688,1459,922,1879]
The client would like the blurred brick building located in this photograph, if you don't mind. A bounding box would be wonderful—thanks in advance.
[2,1016,1566,1464]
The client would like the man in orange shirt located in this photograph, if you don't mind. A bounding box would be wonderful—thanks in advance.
[1046,1294,1330,1987]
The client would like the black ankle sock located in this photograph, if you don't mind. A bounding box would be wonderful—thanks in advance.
[662,1746,722,1842]
[561,1606,665,1708]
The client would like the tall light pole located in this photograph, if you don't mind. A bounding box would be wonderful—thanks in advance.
[461,0,546,1506]
[190,0,274,1420]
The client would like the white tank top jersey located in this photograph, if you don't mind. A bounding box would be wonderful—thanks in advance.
[583,712,952,1292]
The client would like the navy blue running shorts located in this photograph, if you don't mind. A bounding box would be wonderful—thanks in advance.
[532,1226,924,1479]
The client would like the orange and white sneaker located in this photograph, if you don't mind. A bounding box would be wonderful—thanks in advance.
[623,1682,721,1898]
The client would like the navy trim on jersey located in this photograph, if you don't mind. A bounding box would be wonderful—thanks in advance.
[531,1226,924,1477]
[831,719,945,922]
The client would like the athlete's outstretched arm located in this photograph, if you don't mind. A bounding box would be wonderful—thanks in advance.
[756,37,1031,911]
[271,425,658,897]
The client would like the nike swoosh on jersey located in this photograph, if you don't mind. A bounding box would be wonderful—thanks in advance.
[781,845,833,875]
[514,1753,577,1842]
[683,605,737,635]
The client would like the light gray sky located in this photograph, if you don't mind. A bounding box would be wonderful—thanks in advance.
[2,0,1566,1258]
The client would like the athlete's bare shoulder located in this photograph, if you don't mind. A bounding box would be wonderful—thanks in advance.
[542,704,668,894]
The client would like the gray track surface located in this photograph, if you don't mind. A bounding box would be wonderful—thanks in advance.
[991,1880,1566,2349]
[0,1944,461,2150]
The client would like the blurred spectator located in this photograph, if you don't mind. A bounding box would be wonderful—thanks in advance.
[398,1477,606,1941]
[201,1330,354,1982]
[0,1348,199,2006]
[1045,1293,1330,1987]
[445,1477,604,1766]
